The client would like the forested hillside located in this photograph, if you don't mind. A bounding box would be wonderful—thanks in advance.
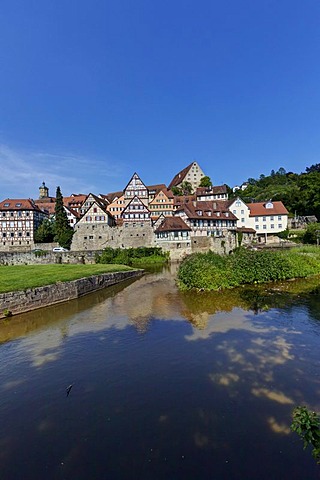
[235,165,320,219]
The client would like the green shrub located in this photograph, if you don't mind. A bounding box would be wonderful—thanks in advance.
[96,247,168,266]
[178,246,320,291]
[291,406,320,463]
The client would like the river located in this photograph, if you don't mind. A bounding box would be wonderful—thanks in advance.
[0,265,320,479]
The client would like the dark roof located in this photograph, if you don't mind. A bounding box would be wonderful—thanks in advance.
[196,185,227,196]
[168,162,194,189]
[237,227,256,233]
[176,200,238,221]
[155,216,191,233]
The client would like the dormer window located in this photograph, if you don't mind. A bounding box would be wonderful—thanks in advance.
[15,203,22,207]
[265,201,273,209]
[216,212,220,217]
[4,203,10,207]
[225,212,229,217]
[196,210,203,216]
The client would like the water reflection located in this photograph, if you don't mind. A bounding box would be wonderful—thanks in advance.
[1,267,320,478]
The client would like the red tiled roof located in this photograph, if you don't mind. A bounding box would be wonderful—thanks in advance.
[155,216,191,233]
[0,198,44,213]
[248,201,289,217]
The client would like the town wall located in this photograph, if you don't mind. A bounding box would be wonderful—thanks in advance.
[0,270,143,318]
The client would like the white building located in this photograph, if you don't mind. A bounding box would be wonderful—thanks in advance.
[229,198,289,240]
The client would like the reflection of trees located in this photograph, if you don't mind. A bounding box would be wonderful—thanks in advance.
[180,277,320,329]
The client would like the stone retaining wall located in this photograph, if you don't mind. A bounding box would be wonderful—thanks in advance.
[0,270,143,318]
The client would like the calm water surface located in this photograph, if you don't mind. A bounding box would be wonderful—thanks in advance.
[1,265,320,479]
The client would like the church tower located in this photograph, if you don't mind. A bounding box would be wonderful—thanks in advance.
[39,181,49,199]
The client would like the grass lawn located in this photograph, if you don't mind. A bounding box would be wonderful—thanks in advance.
[0,264,134,294]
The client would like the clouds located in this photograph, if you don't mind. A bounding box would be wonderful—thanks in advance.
[0,143,125,200]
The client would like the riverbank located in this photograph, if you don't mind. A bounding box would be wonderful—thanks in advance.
[178,245,320,291]
[0,268,143,318]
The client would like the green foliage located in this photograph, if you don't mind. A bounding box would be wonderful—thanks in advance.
[34,219,55,243]
[302,223,320,245]
[3,309,12,318]
[96,247,168,266]
[171,182,194,196]
[199,176,212,187]
[54,186,74,249]
[277,227,290,240]
[291,406,320,463]
[240,167,320,219]
[177,246,320,291]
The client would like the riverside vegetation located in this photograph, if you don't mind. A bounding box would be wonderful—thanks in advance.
[95,246,169,267]
[178,246,320,291]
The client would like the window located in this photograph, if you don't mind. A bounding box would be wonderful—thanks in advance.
[255,217,259,222]
[18,232,22,237]
[256,225,259,230]
[278,216,282,220]
[15,203,22,207]
[241,218,245,223]
[10,232,14,237]
[263,225,266,229]
[270,216,274,221]
[278,224,282,229]
[2,233,6,237]
[26,232,30,237]
[4,203,10,207]
[271,224,274,229]
[263,217,266,222]
[241,210,244,214]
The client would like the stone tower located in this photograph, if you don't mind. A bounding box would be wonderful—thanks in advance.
[39,181,49,199]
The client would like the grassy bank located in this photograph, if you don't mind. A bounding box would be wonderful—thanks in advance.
[0,264,133,293]
[178,246,320,291]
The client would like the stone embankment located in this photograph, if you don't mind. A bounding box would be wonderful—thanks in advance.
[0,270,143,319]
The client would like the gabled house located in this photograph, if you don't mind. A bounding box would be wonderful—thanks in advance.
[124,173,148,204]
[71,195,116,251]
[106,194,126,220]
[247,200,288,237]
[155,216,191,243]
[168,161,206,192]
[148,188,174,220]
[121,196,151,226]
[228,197,288,241]
[0,198,48,251]
[80,193,109,215]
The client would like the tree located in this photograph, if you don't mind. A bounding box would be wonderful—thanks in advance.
[277,167,286,176]
[171,186,182,196]
[199,176,212,188]
[34,218,55,243]
[306,163,320,174]
[180,181,193,195]
[302,223,320,245]
[54,186,74,249]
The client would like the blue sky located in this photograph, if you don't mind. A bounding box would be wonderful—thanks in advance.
[0,0,319,199]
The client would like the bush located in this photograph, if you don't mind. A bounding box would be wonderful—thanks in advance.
[178,246,320,291]
[96,247,168,266]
